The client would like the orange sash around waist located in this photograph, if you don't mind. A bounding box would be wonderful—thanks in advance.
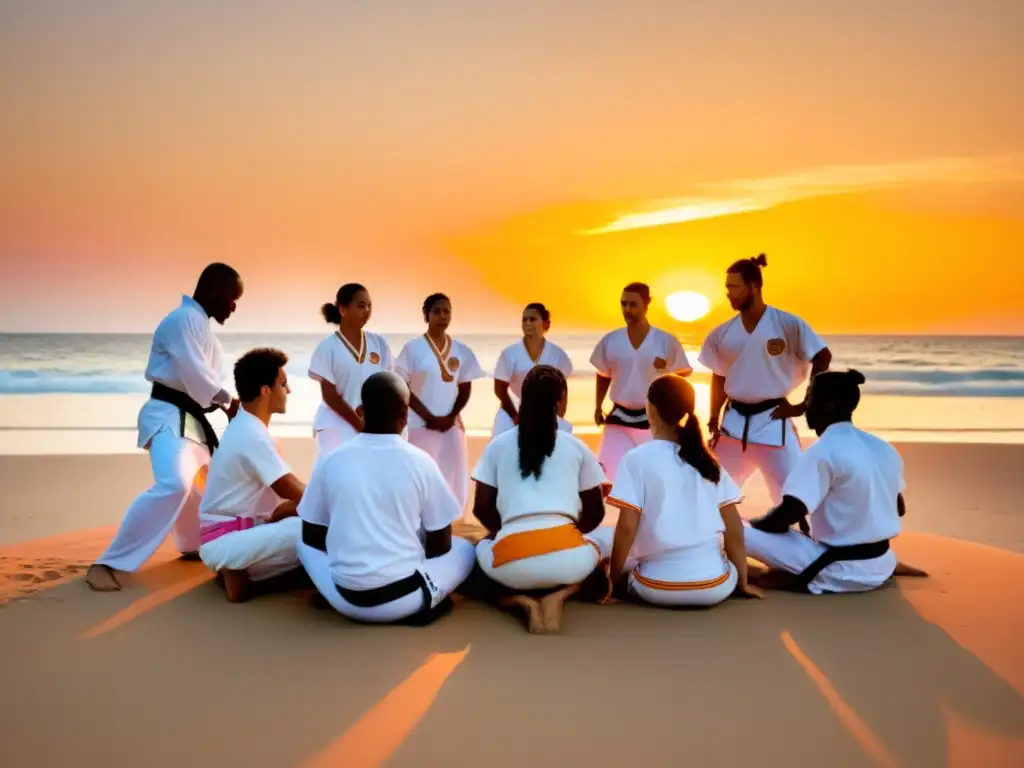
[491,523,599,568]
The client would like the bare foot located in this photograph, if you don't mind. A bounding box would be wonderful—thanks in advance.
[500,595,545,633]
[221,569,251,603]
[178,551,201,562]
[894,561,929,578]
[538,583,581,633]
[85,564,121,592]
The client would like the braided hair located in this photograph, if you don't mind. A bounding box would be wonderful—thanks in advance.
[517,365,567,479]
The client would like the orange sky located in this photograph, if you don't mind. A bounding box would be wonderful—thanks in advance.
[1,2,1021,335]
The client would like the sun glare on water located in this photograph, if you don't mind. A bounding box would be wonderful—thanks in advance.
[665,290,711,322]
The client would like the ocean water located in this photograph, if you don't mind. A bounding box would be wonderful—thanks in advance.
[1,332,1023,453]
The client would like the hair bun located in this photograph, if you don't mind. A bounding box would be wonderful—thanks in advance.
[846,369,866,385]
[753,253,768,267]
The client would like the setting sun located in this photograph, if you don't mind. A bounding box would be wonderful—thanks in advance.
[665,290,712,323]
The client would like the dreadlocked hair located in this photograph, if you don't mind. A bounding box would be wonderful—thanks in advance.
[517,364,567,480]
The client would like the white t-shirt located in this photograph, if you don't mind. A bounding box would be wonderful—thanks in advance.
[309,330,394,436]
[590,326,692,409]
[699,306,826,445]
[198,409,290,524]
[395,335,486,430]
[493,339,574,401]
[782,422,904,547]
[297,433,463,590]
[607,440,742,563]
[472,428,606,524]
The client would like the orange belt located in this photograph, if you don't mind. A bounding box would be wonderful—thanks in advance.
[631,568,731,591]
[491,523,599,568]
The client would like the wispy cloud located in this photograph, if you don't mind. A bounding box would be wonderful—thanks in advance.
[580,153,1024,236]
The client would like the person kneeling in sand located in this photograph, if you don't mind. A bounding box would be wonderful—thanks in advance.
[470,365,611,634]
[744,369,927,593]
[197,348,307,602]
[601,374,763,608]
[296,371,476,625]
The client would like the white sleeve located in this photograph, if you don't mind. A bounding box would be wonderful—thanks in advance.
[457,345,487,384]
[420,461,463,532]
[243,434,292,488]
[556,346,575,377]
[493,348,513,382]
[788,314,827,362]
[589,335,611,377]
[716,466,744,506]
[165,313,227,409]
[577,442,607,492]
[471,441,499,487]
[665,334,693,374]
[607,450,643,512]
[781,444,832,513]
[297,462,330,526]
[697,327,726,377]
[308,337,337,386]
[394,342,416,384]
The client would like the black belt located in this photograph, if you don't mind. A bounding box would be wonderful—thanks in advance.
[723,398,788,450]
[605,403,650,430]
[794,539,891,592]
[336,571,452,627]
[150,382,220,452]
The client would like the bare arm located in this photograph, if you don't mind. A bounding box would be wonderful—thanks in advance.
[408,392,435,425]
[472,482,501,535]
[448,382,472,418]
[494,380,518,422]
[424,525,453,559]
[720,503,749,588]
[750,495,809,533]
[270,473,306,505]
[608,508,640,584]
[577,488,607,534]
[709,374,727,429]
[319,380,362,432]
[595,374,612,423]
[795,347,832,414]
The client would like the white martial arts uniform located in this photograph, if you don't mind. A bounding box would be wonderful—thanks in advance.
[491,339,575,436]
[472,429,610,591]
[699,306,826,505]
[395,334,486,509]
[95,295,230,572]
[196,410,301,582]
[743,422,902,594]
[296,433,476,624]
[308,330,394,467]
[602,440,743,607]
[590,326,692,482]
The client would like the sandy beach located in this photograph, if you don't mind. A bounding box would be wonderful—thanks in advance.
[2,435,1024,766]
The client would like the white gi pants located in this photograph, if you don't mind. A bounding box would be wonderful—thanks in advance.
[743,526,897,594]
[712,432,803,505]
[408,426,470,510]
[96,429,209,571]
[477,518,611,591]
[198,517,302,582]
[597,425,652,482]
[588,530,737,607]
[297,538,476,623]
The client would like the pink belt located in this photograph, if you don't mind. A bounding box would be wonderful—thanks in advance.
[200,517,255,545]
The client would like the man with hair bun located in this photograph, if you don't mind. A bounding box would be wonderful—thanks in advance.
[590,282,692,482]
[744,369,926,593]
[699,254,832,510]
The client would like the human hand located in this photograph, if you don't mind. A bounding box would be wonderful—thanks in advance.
[735,581,764,600]
[595,407,605,426]
[770,402,804,421]
[225,398,240,420]
[708,420,721,448]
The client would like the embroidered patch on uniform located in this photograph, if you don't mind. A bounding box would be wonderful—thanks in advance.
[766,339,786,356]
[369,352,381,364]
[653,356,667,370]
[448,357,460,371]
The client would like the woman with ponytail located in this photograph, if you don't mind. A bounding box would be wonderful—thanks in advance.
[308,284,394,466]
[600,373,762,607]
[471,365,611,633]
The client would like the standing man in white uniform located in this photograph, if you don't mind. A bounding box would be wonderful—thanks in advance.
[699,254,832,512]
[296,371,476,626]
[197,348,308,602]
[744,369,926,593]
[86,263,243,591]
[395,293,486,509]
[590,282,692,482]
